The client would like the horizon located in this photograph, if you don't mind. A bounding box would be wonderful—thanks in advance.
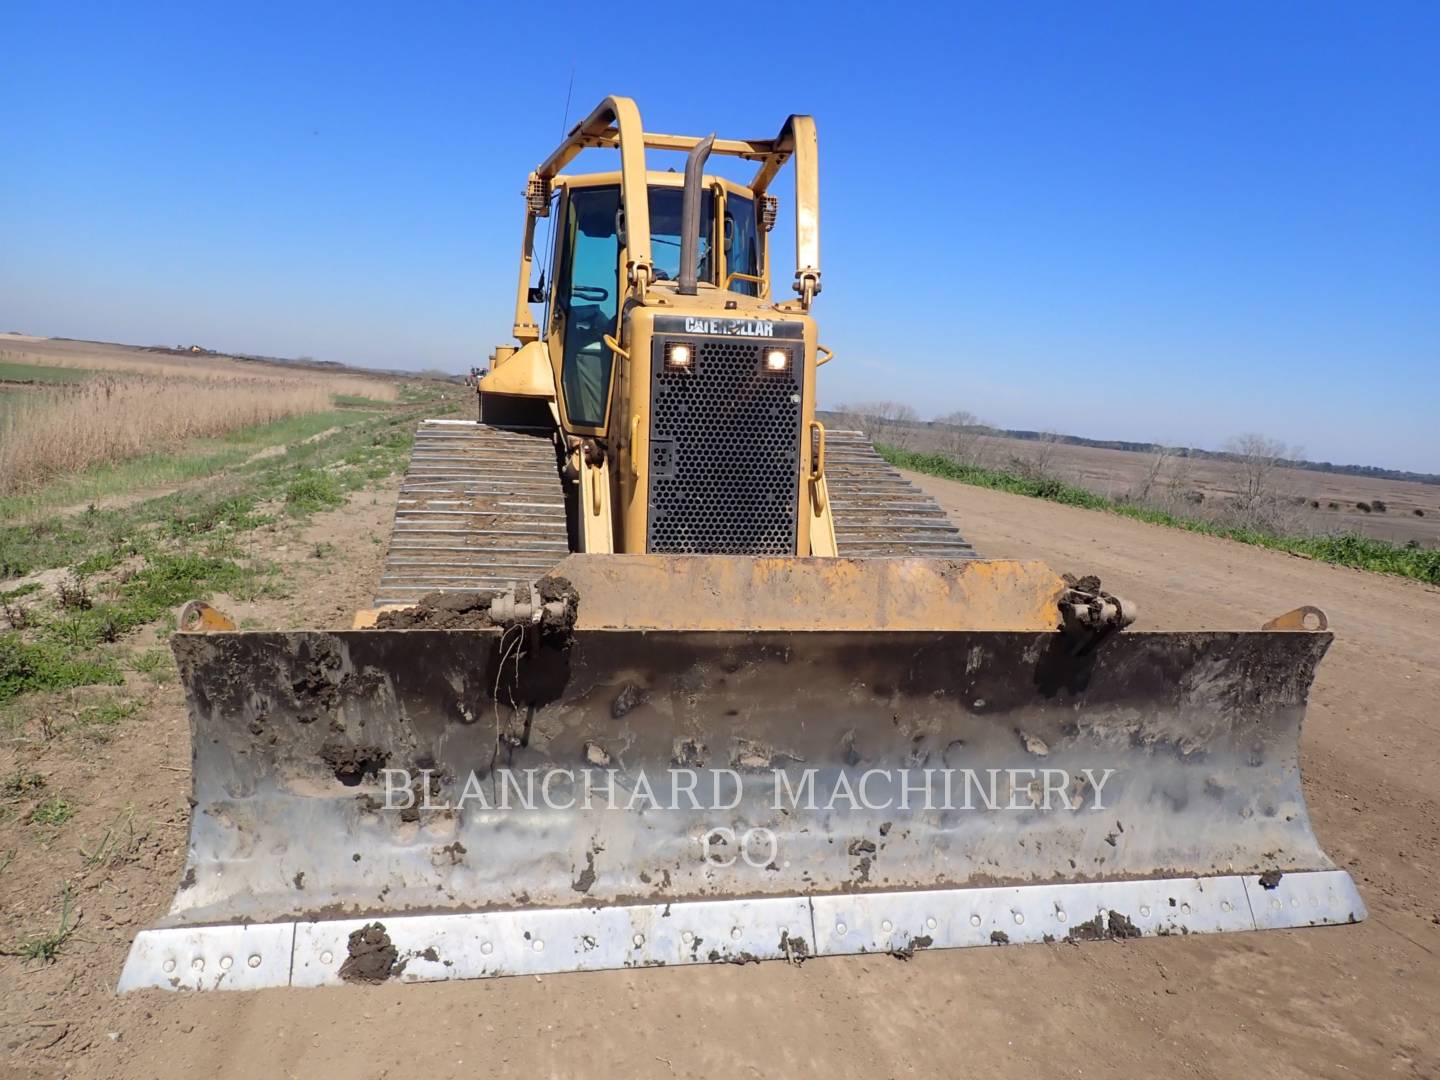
[2,3,1436,472]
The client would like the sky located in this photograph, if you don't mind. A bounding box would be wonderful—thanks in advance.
[1,2,1436,471]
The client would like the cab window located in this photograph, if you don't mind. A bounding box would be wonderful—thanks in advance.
[725,195,760,296]
[648,187,713,284]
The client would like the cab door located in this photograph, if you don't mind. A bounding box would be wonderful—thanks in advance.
[547,185,622,435]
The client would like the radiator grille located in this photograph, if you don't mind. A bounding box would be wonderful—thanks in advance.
[647,337,801,554]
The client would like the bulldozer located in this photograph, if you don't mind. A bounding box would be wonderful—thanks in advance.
[119,98,1363,992]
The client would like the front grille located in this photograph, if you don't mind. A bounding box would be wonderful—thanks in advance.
[647,335,802,554]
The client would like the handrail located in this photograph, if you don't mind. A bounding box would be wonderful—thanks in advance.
[723,270,766,292]
[535,96,653,296]
[516,99,821,324]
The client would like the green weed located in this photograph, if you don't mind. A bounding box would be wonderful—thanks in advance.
[0,633,123,703]
[284,470,346,513]
[71,697,141,739]
[0,360,90,383]
[0,403,446,708]
[2,769,45,800]
[30,795,74,827]
[9,885,77,963]
[80,806,137,868]
[128,647,173,682]
[332,393,393,408]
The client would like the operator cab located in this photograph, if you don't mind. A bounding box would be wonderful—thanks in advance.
[544,176,764,431]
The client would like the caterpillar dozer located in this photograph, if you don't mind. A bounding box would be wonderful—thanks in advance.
[120,98,1363,992]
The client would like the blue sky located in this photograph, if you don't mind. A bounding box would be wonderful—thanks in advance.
[2,2,1436,471]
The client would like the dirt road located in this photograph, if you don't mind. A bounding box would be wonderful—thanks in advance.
[6,472,1438,1080]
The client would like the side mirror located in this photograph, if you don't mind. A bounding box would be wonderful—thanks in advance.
[527,271,546,305]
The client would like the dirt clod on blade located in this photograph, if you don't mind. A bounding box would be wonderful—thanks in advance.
[339,922,401,983]
[373,575,579,634]
[536,575,580,632]
[375,591,503,629]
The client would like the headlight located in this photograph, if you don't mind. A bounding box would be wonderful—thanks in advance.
[763,348,790,372]
[665,342,693,370]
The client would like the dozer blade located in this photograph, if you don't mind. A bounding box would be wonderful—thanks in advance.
[119,558,1363,991]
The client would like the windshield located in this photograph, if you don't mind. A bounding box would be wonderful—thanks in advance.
[550,183,764,430]
[555,184,759,290]
[646,187,712,283]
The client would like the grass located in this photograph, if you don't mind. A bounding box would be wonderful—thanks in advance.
[284,470,347,511]
[70,696,142,740]
[3,770,46,800]
[8,885,76,963]
[0,409,369,520]
[882,446,1440,587]
[0,360,91,383]
[0,386,456,708]
[0,345,399,399]
[0,389,23,422]
[0,406,427,577]
[80,805,137,868]
[30,795,74,827]
[0,374,349,493]
[0,363,397,499]
[0,635,124,704]
[127,647,174,683]
[332,393,396,408]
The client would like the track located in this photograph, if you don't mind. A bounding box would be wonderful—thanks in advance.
[824,429,976,557]
[377,424,972,598]
[373,419,569,606]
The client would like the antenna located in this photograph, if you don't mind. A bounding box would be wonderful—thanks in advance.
[559,66,575,138]
[535,66,576,323]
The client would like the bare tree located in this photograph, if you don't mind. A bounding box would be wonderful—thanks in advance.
[1009,430,1062,481]
[1222,433,1309,532]
[835,400,920,449]
[1163,450,1201,510]
[933,409,992,464]
[1129,445,1174,504]
[1227,434,1286,512]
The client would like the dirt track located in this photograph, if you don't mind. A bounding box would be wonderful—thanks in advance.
[5,472,1439,1080]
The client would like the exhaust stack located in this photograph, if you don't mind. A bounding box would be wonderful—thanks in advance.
[677,133,716,295]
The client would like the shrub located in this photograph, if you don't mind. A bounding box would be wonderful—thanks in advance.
[0,633,123,703]
[284,471,346,513]
[56,574,91,611]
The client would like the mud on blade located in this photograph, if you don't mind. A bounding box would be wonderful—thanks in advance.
[114,622,1363,991]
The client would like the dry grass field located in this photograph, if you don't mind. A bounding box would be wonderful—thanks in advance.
[848,415,1439,548]
[0,334,400,397]
[0,335,401,496]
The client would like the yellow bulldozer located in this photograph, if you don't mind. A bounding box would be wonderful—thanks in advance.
[120,98,1362,992]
